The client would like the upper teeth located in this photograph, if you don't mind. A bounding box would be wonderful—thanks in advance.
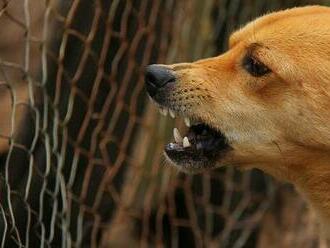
[169,109,176,118]
[158,107,191,127]
[159,108,168,116]
[173,128,183,143]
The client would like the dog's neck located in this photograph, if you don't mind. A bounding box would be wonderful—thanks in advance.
[249,147,330,241]
[285,152,330,241]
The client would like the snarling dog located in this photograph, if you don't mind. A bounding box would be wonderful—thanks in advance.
[145,5,330,243]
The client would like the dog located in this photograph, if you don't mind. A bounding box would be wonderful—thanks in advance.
[145,5,330,244]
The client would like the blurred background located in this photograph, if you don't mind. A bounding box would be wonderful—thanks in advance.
[0,0,328,247]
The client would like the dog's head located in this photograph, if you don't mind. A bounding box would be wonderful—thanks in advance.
[145,6,330,177]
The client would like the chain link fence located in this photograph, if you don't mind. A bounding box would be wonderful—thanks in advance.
[0,0,328,247]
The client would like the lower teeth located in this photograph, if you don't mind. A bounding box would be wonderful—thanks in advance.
[183,137,191,147]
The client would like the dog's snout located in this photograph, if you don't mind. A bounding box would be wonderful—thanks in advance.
[145,65,175,97]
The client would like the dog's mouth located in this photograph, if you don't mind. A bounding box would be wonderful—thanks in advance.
[158,106,230,173]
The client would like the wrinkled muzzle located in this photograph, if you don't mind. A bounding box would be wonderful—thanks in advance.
[145,64,231,173]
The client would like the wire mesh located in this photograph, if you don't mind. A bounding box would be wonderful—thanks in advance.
[0,0,327,247]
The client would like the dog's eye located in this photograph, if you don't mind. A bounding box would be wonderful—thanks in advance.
[242,55,270,77]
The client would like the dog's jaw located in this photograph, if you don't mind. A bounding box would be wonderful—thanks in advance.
[145,5,330,244]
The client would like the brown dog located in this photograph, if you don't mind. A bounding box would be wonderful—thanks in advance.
[145,5,330,243]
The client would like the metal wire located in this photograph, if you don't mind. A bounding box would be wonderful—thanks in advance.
[0,0,326,247]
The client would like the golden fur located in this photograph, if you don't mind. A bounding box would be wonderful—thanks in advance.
[162,5,330,243]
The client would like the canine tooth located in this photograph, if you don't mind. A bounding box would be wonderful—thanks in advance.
[183,137,191,148]
[169,109,176,118]
[159,108,168,116]
[184,118,191,127]
[173,128,183,143]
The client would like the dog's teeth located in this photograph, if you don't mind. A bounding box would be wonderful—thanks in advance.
[159,108,168,116]
[173,128,183,143]
[169,109,176,118]
[183,137,191,148]
[184,118,191,127]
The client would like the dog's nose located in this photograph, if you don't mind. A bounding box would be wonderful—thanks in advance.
[145,65,176,97]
